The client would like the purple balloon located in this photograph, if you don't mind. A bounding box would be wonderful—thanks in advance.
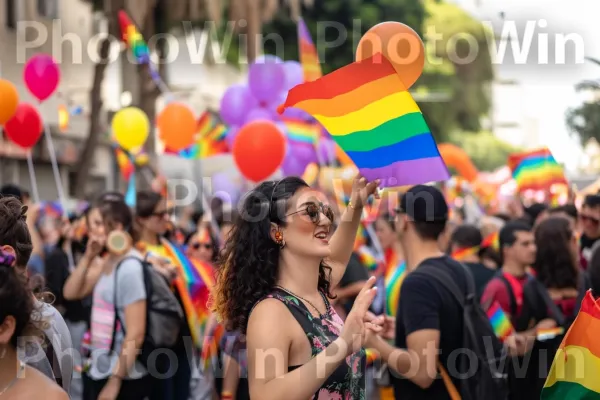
[281,155,306,176]
[291,144,317,166]
[220,85,257,126]
[317,139,337,164]
[282,107,311,120]
[225,127,240,149]
[211,172,240,205]
[283,61,304,91]
[244,108,273,124]
[24,54,60,102]
[248,60,286,103]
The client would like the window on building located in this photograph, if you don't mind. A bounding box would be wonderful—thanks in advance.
[38,0,59,19]
[5,0,16,30]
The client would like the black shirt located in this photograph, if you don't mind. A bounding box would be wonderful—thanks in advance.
[338,252,369,315]
[45,248,91,324]
[392,256,467,400]
[464,262,496,301]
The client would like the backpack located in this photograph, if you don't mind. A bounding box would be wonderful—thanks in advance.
[415,260,509,400]
[110,256,184,367]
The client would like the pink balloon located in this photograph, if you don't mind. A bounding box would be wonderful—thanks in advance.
[24,54,60,101]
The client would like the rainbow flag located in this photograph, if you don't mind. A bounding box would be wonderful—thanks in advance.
[58,105,69,132]
[297,18,322,82]
[200,321,225,371]
[118,10,151,64]
[282,117,320,145]
[451,246,479,261]
[481,231,499,251]
[199,124,229,157]
[278,54,449,187]
[542,290,600,399]
[486,301,514,342]
[508,147,567,191]
[356,245,380,272]
[538,327,565,341]
[385,249,406,317]
[139,240,215,348]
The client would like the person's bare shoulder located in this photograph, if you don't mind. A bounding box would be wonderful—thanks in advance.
[20,366,69,399]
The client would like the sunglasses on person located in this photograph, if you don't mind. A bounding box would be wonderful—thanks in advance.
[151,209,173,218]
[287,202,335,225]
[580,214,600,225]
[191,242,212,250]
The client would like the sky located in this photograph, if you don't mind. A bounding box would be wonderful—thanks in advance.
[452,0,600,172]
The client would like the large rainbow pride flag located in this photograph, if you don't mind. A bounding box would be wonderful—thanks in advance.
[278,54,449,187]
[508,147,567,191]
[542,290,600,399]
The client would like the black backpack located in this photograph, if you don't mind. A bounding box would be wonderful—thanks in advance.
[110,256,184,367]
[415,261,509,400]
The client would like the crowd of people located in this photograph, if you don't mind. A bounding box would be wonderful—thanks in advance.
[0,177,598,399]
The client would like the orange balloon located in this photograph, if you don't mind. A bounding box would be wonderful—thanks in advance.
[0,79,19,124]
[356,22,425,90]
[438,143,479,182]
[157,103,197,151]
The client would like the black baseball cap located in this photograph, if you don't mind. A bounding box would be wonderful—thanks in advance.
[0,184,23,202]
[399,185,448,222]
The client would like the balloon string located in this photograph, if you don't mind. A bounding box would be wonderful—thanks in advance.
[26,151,40,203]
[42,120,75,270]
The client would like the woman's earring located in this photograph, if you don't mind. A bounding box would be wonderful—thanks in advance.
[274,229,286,249]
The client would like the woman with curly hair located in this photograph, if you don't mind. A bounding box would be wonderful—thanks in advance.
[0,249,68,399]
[212,176,382,400]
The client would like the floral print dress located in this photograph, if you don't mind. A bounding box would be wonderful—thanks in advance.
[267,288,366,400]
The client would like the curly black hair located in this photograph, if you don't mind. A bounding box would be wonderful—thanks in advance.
[533,216,579,290]
[211,177,333,333]
[0,253,36,347]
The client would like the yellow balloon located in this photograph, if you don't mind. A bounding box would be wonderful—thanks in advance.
[112,107,150,151]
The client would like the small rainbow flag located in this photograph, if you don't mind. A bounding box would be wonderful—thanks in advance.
[118,10,150,64]
[282,117,320,145]
[138,240,215,348]
[486,300,514,342]
[356,245,380,272]
[537,327,565,341]
[278,54,449,187]
[451,246,479,261]
[200,321,225,371]
[542,290,600,399]
[58,105,69,132]
[384,249,406,317]
[481,231,499,251]
[508,147,567,192]
[297,18,322,83]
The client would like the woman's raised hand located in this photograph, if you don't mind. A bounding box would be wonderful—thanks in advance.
[339,277,380,355]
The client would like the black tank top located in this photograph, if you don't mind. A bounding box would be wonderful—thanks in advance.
[267,288,366,399]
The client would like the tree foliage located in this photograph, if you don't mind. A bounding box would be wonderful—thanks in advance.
[449,130,521,172]
[566,57,600,145]
[418,0,494,141]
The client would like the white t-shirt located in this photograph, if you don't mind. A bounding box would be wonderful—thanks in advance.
[88,250,147,381]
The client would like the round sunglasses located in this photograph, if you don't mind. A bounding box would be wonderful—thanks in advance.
[287,202,335,225]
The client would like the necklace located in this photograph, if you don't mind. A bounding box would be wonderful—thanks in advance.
[0,360,25,397]
[275,286,329,317]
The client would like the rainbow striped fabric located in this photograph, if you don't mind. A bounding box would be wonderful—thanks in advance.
[486,301,514,342]
[356,245,380,272]
[452,231,499,260]
[508,147,567,191]
[166,111,229,159]
[278,54,449,187]
[384,249,406,317]
[282,117,320,146]
[542,290,600,399]
[118,11,150,64]
[138,240,215,348]
[58,105,69,132]
[297,18,322,82]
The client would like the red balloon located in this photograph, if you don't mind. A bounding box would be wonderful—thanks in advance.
[233,121,286,182]
[4,103,43,148]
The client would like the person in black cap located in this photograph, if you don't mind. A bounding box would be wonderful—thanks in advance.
[364,185,477,399]
[0,183,23,202]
